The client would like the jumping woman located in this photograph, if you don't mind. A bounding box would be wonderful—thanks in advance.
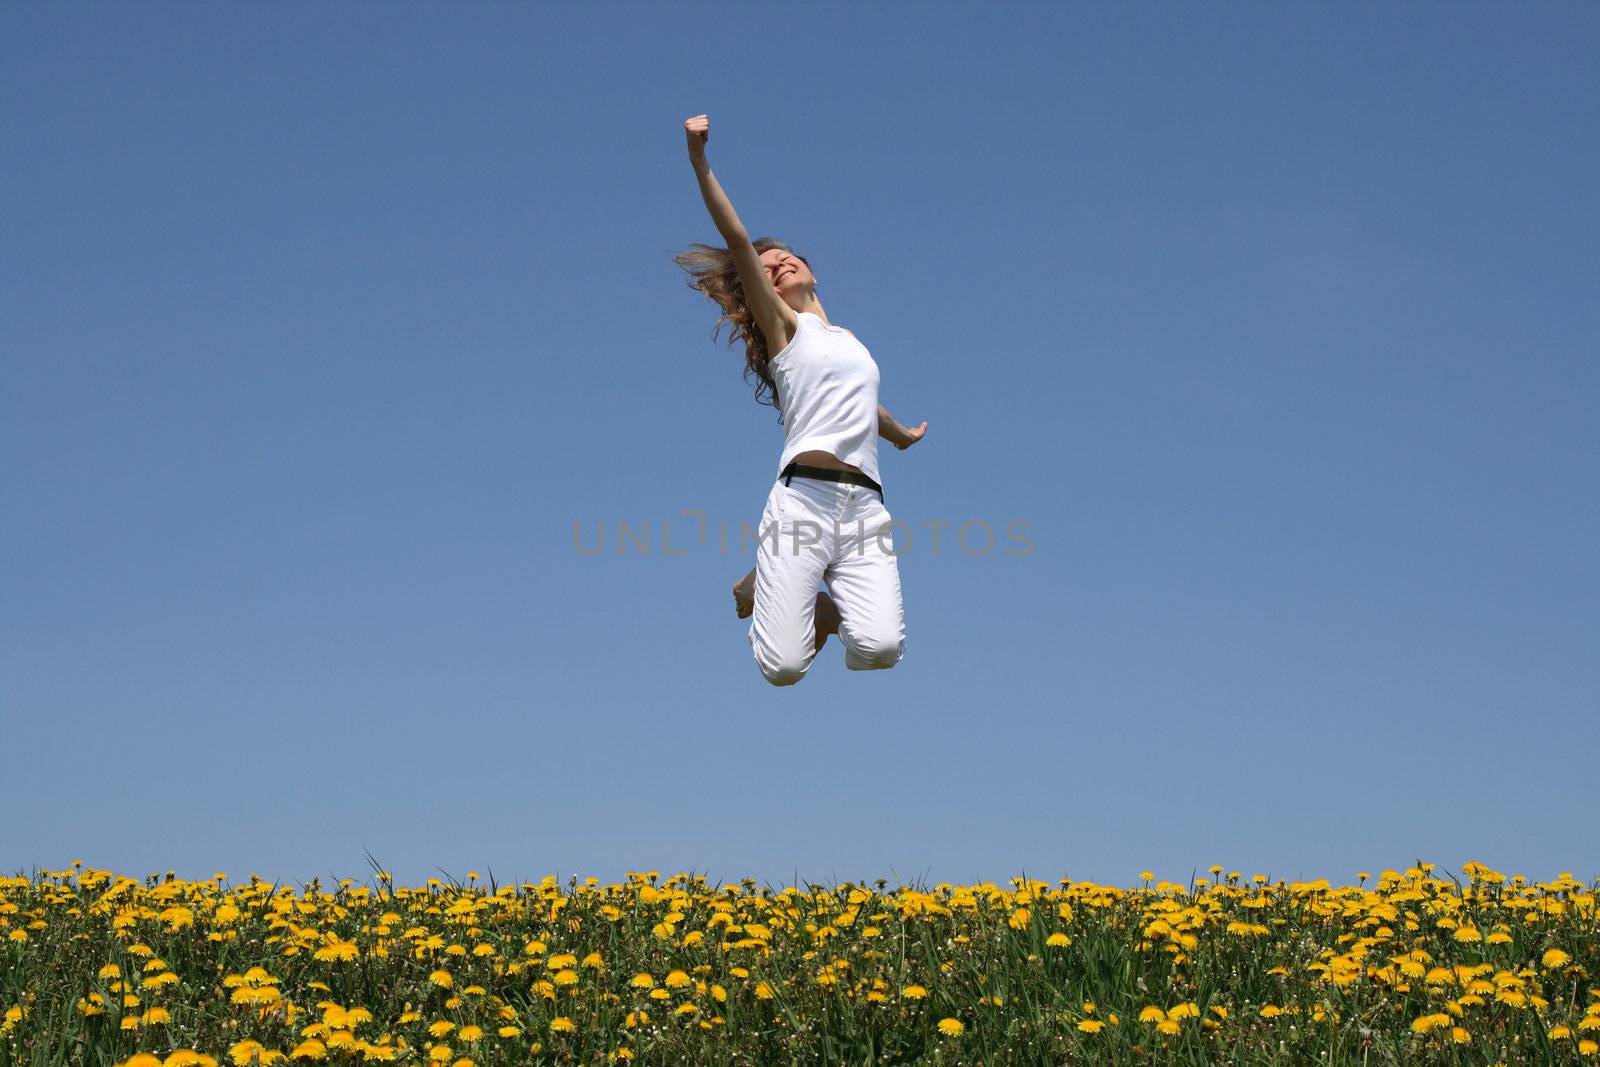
[674,113,927,686]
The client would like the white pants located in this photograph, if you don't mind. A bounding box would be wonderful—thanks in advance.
[747,475,906,685]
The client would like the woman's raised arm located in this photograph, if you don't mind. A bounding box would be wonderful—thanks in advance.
[684,113,792,346]
[685,114,749,242]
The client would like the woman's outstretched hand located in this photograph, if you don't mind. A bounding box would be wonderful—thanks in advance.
[879,405,927,450]
[685,114,709,158]
[895,421,929,450]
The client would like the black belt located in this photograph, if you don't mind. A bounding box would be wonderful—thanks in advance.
[781,461,884,503]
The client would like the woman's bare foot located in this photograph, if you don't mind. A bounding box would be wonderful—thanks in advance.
[814,591,840,651]
[734,569,838,652]
[732,567,756,619]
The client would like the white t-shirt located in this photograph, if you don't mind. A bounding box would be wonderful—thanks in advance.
[770,311,882,485]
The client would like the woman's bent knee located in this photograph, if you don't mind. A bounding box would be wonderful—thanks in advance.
[749,622,816,686]
[845,638,904,672]
[752,640,814,686]
[759,657,810,686]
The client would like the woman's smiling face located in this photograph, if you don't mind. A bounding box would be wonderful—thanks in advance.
[758,247,813,303]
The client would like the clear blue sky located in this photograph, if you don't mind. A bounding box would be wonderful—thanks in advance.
[4,3,1596,891]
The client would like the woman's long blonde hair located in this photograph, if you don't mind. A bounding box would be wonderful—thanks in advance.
[672,237,813,417]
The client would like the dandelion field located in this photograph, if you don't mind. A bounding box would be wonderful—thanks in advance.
[2,862,1597,1066]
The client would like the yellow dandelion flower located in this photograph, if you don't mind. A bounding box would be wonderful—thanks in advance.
[1078,1020,1105,1034]
[429,970,453,989]
[1544,949,1572,969]
[121,1058,164,1067]
[1550,1025,1572,1041]
[1579,1039,1598,1055]
[937,1018,964,1037]
[1157,1019,1181,1035]
[902,985,928,999]
[289,1041,327,1062]
[550,1017,576,1034]
[228,1041,267,1066]
[312,939,358,963]
[428,1021,455,1038]
[1139,1006,1166,1023]
[458,1025,482,1042]
[1450,1027,1471,1045]
[629,972,655,989]
[1260,1005,1282,1018]
[581,952,604,969]
[1046,932,1070,947]
[164,1054,217,1067]
[664,969,691,989]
